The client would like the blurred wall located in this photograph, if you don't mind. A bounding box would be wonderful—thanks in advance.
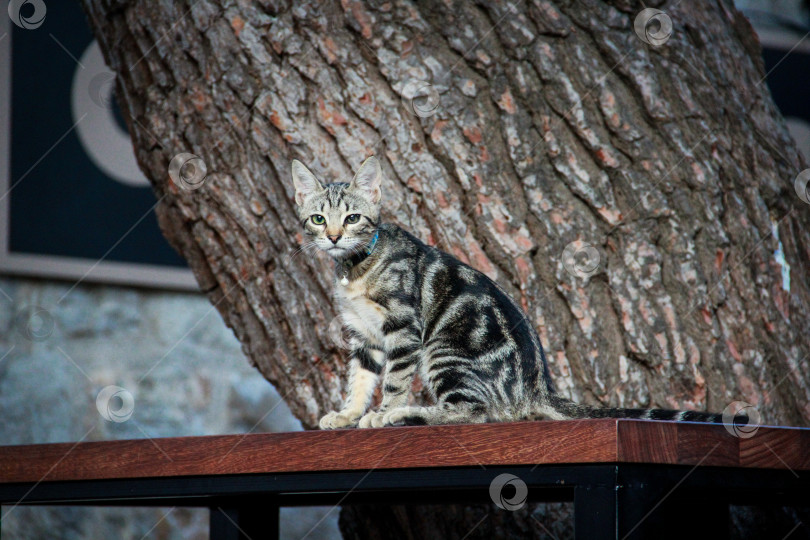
[0,277,338,540]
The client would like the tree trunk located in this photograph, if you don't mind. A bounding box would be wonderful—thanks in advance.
[81,0,810,537]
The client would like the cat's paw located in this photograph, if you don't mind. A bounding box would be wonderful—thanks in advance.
[381,407,419,426]
[358,411,386,428]
[319,411,359,429]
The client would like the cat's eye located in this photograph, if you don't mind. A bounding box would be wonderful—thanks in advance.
[310,214,326,225]
[344,214,361,225]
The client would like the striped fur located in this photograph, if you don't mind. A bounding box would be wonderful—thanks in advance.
[292,157,730,429]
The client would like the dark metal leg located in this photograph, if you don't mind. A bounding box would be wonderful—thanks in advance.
[575,485,616,540]
[676,498,729,540]
[614,467,729,540]
[210,502,279,540]
[615,476,669,540]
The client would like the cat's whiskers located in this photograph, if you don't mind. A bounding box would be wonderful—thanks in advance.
[335,238,374,263]
[288,240,321,263]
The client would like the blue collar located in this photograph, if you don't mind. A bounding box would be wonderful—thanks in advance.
[365,229,379,256]
[342,229,380,271]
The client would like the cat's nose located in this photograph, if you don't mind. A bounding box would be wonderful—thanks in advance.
[327,234,342,244]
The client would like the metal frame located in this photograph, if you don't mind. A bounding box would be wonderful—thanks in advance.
[1,463,807,539]
[754,25,810,54]
[0,17,197,291]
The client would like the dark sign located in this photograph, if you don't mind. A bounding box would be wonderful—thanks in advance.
[0,1,194,289]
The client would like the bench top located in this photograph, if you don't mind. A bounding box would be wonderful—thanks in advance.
[1,419,807,484]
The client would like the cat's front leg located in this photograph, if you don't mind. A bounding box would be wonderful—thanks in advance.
[358,323,421,428]
[319,353,380,429]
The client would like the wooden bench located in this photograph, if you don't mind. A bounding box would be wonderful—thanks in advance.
[1,419,808,539]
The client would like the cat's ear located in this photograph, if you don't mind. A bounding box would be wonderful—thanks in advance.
[349,156,382,204]
[291,160,325,206]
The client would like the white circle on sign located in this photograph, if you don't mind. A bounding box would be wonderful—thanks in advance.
[71,41,150,188]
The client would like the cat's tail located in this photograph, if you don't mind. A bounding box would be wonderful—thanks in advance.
[539,394,744,424]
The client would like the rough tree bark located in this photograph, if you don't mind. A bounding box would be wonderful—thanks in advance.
[81,0,809,537]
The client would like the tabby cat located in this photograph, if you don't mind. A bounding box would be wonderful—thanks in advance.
[291,156,731,429]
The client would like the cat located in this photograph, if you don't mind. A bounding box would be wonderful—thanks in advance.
[291,156,739,429]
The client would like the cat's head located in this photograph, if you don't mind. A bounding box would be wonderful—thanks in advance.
[290,156,382,259]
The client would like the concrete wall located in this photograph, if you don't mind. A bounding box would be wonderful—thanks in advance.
[0,277,339,539]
